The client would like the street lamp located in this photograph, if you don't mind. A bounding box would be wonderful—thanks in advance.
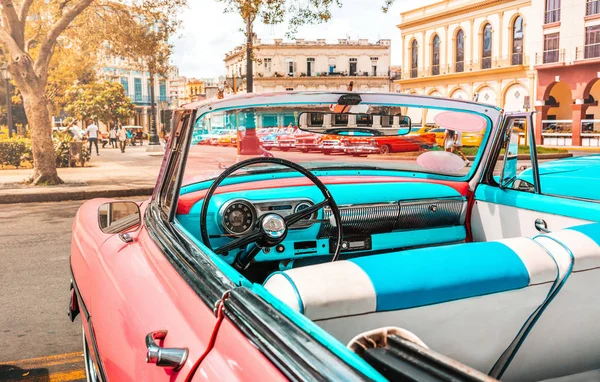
[1,64,13,138]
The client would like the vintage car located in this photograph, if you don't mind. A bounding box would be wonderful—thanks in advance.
[341,131,437,155]
[70,92,600,382]
[319,134,347,155]
[217,131,238,147]
[431,127,486,147]
[260,127,295,150]
[274,129,313,151]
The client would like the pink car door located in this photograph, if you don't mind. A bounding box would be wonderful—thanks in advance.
[89,217,228,381]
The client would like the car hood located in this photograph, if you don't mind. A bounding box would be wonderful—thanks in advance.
[518,155,600,199]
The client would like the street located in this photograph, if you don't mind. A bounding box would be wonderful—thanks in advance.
[0,199,141,381]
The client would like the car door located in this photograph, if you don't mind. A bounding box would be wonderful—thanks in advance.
[471,113,600,241]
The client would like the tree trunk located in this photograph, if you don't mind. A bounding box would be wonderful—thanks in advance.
[246,18,253,93]
[22,89,62,185]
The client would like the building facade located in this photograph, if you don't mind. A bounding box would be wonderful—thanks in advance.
[100,55,169,132]
[531,0,600,146]
[394,0,534,125]
[224,38,392,93]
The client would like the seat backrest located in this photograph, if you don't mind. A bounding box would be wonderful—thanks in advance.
[264,237,560,373]
[501,223,600,381]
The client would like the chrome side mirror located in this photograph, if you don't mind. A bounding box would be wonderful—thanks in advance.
[98,201,141,234]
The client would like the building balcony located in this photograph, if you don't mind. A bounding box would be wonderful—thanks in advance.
[395,55,529,81]
[127,94,168,105]
[576,44,600,61]
[257,71,390,79]
[534,49,566,66]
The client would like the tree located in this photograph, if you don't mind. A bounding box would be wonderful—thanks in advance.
[0,0,186,185]
[65,81,134,128]
[99,2,184,146]
[217,0,397,93]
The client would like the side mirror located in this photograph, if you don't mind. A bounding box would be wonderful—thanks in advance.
[98,201,141,234]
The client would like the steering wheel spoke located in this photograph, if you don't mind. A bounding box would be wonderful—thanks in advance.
[285,199,330,226]
[214,230,262,255]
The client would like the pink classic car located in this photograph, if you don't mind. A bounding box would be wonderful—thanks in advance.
[69,91,600,382]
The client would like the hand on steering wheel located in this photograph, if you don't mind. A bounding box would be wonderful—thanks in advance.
[200,157,343,271]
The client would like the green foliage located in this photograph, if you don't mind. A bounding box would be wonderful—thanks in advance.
[53,135,91,168]
[65,81,135,125]
[0,138,30,168]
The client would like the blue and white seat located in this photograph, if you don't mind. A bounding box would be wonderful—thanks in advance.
[502,223,600,381]
[264,236,566,375]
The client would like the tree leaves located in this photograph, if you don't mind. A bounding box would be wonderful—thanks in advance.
[64,80,135,124]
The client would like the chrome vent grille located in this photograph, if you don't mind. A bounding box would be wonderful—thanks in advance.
[320,203,399,237]
[397,199,465,230]
[318,198,465,238]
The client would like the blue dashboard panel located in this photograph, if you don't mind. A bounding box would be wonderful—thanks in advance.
[177,181,466,264]
[474,184,600,222]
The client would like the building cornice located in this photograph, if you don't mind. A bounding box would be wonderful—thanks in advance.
[397,0,530,30]
[225,44,391,61]
[394,65,527,85]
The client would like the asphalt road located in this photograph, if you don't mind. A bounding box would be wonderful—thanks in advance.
[0,198,142,381]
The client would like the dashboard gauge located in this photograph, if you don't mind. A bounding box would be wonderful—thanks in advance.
[221,200,256,235]
[294,201,318,221]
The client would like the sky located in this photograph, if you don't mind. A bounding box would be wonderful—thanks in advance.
[171,0,437,79]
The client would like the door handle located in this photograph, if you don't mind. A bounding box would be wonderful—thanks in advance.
[535,218,550,233]
[145,330,188,371]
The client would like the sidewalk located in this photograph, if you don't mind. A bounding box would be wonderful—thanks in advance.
[0,145,164,204]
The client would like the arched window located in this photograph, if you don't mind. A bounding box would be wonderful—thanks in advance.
[411,40,418,78]
[432,35,440,75]
[455,29,465,72]
[482,23,493,69]
[512,16,524,65]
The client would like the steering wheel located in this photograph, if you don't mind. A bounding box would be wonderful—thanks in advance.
[200,157,343,271]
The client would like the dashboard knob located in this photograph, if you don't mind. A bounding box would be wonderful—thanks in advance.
[341,242,349,250]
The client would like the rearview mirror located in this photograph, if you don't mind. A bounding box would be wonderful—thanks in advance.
[297,112,411,136]
[98,201,141,234]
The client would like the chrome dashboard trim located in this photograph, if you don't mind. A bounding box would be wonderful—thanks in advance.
[319,197,466,237]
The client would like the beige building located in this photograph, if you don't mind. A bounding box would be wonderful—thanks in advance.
[224,38,392,93]
[395,0,534,120]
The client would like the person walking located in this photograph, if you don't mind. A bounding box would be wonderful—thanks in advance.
[85,122,100,156]
[108,127,117,148]
[452,130,470,166]
[118,126,128,153]
[443,129,455,152]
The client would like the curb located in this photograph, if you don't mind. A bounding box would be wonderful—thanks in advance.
[0,186,155,204]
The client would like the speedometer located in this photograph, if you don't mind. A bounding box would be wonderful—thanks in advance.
[221,200,256,235]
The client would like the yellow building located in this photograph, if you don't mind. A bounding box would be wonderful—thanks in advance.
[395,0,535,123]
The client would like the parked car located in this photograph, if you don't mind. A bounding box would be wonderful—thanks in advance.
[291,131,321,152]
[217,131,238,146]
[70,91,600,382]
[431,127,485,147]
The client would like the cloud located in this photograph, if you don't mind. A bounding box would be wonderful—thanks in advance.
[171,0,437,78]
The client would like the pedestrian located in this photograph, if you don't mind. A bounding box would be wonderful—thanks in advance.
[452,130,470,166]
[444,129,455,152]
[109,127,117,148]
[69,122,83,141]
[118,127,128,153]
[85,122,100,156]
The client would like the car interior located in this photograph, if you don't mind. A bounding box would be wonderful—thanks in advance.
[174,101,600,381]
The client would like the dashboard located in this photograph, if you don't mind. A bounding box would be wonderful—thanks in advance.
[176,179,470,266]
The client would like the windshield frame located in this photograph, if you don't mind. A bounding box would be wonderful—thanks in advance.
[184,92,501,186]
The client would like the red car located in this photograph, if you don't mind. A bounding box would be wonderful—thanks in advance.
[343,132,437,155]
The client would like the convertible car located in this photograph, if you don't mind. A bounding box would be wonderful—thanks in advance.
[70,92,600,382]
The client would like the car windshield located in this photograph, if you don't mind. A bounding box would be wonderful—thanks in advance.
[181,100,492,187]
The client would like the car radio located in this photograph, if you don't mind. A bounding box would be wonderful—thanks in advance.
[330,236,372,253]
